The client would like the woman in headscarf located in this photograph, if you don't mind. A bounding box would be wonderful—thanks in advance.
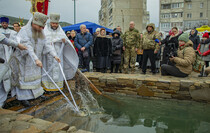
[94,28,112,73]
[160,27,183,65]
[68,30,78,54]
[189,29,200,50]
[111,30,123,73]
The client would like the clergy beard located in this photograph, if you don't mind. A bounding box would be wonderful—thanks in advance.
[32,28,45,42]
[51,26,58,31]
[2,26,8,29]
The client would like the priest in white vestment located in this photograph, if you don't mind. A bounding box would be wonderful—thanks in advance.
[10,12,61,107]
[0,34,27,108]
[42,13,79,92]
[0,17,18,108]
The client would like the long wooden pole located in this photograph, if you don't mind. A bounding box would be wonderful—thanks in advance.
[76,69,102,95]
[76,69,122,104]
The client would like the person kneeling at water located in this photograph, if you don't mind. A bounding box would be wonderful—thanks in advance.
[161,33,196,77]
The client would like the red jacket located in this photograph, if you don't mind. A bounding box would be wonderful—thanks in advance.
[197,43,210,56]
[70,40,78,54]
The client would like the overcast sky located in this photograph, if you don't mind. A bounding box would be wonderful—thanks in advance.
[0,0,159,26]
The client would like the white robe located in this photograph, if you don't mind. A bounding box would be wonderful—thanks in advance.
[0,28,17,107]
[10,19,57,100]
[42,24,79,91]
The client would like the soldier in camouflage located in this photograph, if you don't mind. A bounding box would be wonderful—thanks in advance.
[140,23,160,74]
[123,21,140,74]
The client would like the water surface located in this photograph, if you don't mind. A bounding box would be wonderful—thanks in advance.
[35,94,210,133]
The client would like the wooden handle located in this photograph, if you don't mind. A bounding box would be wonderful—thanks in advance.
[89,82,102,95]
[77,69,102,95]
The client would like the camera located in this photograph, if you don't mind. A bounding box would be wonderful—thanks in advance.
[166,43,177,58]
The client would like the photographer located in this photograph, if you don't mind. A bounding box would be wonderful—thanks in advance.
[160,27,182,65]
[161,33,195,77]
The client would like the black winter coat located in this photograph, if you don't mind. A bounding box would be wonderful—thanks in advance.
[189,30,200,50]
[94,36,112,68]
[111,36,123,65]
[160,33,182,65]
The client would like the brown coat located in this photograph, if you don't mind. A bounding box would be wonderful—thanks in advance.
[173,40,196,75]
[205,66,210,75]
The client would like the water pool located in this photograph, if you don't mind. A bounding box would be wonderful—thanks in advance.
[33,94,210,133]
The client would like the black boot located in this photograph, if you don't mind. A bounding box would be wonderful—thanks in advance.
[21,100,31,107]
[198,67,204,77]
[46,91,57,94]
[141,72,146,75]
[39,95,50,101]
[203,72,208,77]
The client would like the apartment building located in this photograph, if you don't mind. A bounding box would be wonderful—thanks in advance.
[99,0,148,32]
[159,0,184,32]
[184,0,210,30]
[159,0,210,32]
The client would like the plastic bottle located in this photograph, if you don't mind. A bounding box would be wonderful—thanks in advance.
[89,60,93,72]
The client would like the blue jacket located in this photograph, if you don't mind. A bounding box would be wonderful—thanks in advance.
[74,32,93,50]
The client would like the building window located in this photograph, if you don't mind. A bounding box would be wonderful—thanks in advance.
[180,13,183,17]
[109,23,113,28]
[161,4,171,9]
[171,3,183,9]
[109,8,112,16]
[171,13,178,18]
[108,0,112,8]
[188,4,192,9]
[161,13,170,19]
[171,22,183,27]
[171,12,182,18]
[109,16,113,23]
[161,23,170,28]
[200,12,203,18]
[200,3,204,8]
[187,23,191,28]
[187,13,192,18]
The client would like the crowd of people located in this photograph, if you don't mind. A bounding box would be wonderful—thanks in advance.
[1,11,210,108]
[68,20,210,78]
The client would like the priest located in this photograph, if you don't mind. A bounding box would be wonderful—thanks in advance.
[0,33,27,108]
[42,13,79,93]
[10,12,61,107]
[0,17,17,39]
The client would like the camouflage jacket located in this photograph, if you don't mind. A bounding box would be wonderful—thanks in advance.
[123,28,140,48]
[140,23,160,51]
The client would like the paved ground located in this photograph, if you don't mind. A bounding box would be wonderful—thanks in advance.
[0,108,93,133]
[90,67,209,82]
